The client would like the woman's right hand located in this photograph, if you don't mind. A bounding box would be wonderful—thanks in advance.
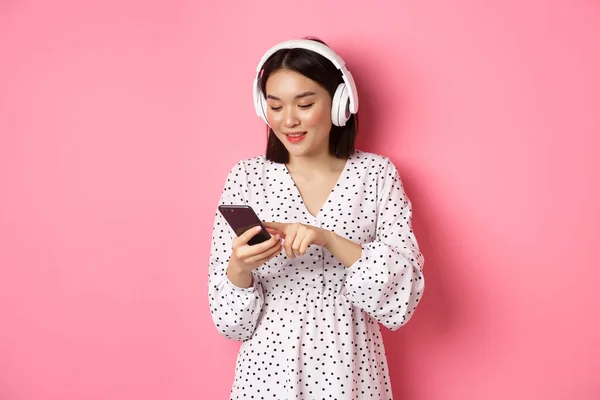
[226,226,283,288]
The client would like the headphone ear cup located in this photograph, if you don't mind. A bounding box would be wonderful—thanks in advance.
[331,83,350,127]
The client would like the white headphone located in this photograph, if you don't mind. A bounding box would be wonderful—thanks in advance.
[253,39,359,127]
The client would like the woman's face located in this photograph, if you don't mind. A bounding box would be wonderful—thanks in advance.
[265,69,333,159]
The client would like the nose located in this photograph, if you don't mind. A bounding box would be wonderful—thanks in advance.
[282,107,300,128]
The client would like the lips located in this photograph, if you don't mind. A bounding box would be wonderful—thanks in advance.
[283,131,307,143]
[284,131,306,137]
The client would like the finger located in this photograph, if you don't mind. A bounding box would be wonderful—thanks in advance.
[283,230,297,259]
[292,232,305,256]
[246,241,282,264]
[246,236,282,263]
[299,232,313,255]
[237,226,264,245]
[263,222,287,232]
[237,232,279,256]
[251,250,282,267]
[266,228,286,238]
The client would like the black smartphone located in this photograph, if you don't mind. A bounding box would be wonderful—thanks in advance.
[218,205,272,245]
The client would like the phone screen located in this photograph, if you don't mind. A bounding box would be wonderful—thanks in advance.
[218,205,271,245]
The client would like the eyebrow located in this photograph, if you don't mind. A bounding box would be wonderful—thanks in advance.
[266,91,316,101]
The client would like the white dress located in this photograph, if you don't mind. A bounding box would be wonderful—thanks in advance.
[208,149,425,400]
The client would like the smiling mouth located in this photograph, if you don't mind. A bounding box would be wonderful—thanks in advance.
[284,132,306,137]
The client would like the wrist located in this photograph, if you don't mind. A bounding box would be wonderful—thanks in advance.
[323,229,337,251]
[226,261,253,288]
[321,230,362,268]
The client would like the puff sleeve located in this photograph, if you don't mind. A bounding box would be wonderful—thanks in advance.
[207,161,265,340]
[344,158,425,330]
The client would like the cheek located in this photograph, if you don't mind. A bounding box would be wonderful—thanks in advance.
[304,105,331,128]
[266,110,281,127]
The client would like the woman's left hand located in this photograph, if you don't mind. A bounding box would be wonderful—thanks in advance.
[263,222,333,259]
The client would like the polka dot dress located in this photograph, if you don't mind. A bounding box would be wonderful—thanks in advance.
[208,150,425,399]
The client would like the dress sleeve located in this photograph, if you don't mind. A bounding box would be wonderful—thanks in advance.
[207,161,265,341]
[343,158,425,331]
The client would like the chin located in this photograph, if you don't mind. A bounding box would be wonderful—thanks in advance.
[285,146,308,157]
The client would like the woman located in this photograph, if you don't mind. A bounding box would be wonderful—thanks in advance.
[208,37,425,399]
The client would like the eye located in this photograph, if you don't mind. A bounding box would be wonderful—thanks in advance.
[299,103,314,109]
[269,106,282,111]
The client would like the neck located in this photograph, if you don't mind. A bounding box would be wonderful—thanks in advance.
[286,149,346,177]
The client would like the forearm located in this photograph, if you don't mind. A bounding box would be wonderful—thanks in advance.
[226,262,254,288]
[324,230,363,268]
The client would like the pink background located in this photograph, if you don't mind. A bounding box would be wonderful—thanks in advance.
[1,1,599,399]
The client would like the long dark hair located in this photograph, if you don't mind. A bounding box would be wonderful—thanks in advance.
[259,37,359,163]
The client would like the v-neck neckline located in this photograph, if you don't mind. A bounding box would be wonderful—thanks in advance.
[281,151,354,220]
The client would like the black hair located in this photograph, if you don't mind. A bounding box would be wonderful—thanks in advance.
[259,37,358,163]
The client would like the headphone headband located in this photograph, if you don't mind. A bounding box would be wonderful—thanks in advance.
[256,39,346,72]
[253,39,359,126]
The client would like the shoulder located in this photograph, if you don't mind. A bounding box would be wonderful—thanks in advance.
[352,150,410,206]
[226,154,269,174]
[223,154,279,185]
[352,149,397,172]
[352,149,404,195]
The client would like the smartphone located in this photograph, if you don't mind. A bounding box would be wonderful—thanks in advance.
[218,205,272,245]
